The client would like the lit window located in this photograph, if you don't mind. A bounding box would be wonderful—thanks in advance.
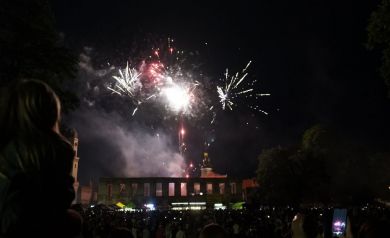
[207,183,213,194]
[219,183,225,195]
[169,183,175,196]
[181,183,187,196]
[156,183,163,197]
[194,183,201,194]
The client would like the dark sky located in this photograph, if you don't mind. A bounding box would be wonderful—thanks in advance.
[52,0,390,184]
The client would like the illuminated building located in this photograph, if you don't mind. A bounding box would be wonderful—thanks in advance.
[98,153,243,209]
[98,176,242,210]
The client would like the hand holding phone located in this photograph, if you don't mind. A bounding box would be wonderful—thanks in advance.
[332,208,347,237]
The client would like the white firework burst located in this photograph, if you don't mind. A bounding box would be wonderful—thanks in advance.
[108,62,142,97]
[216,61,270,113]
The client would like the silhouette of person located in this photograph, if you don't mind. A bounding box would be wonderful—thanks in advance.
[0,80,80,237]
[199,223,227,238]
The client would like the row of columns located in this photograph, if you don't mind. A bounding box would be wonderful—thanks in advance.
[104,181,239,200]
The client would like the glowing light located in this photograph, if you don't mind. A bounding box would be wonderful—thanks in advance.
[116,202,126,208]
[163,85,191,112]
[181,128,185,135]
[214,203,226,210]
[144,203,155,210]
[107,39,203,117]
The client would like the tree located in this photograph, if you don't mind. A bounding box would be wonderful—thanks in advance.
[367,0,390,96]
[256,124,383,206]
[300,125,374,205]
[367,153,390,200]
[256,146,302,205]
[0,0,79,112]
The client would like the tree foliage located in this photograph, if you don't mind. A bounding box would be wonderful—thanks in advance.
[257,146,302,205]
[257,125,390,205]
[367,0,390,96]
[0,0,79,112]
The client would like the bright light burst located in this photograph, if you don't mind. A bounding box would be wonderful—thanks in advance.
[163,84,191,112]
[107,40,270,120]
[108,47,198,116]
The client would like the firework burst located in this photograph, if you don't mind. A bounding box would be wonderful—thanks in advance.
[107,62,142,97]
[108,41,200,117]
[216,61,270,114]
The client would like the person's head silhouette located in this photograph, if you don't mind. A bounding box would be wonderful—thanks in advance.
[7,80,61,136]
[199,223,227,238]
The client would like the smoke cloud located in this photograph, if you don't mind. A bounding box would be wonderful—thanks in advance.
[69,109,185,179]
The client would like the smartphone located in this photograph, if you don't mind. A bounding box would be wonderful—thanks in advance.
[332,208,347,237]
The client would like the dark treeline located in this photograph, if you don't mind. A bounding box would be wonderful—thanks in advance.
[256,124,390,206]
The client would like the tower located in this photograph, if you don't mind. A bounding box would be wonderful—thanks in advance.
[200,152,213,177]
[200,140,227,178]
[71,129,80,203]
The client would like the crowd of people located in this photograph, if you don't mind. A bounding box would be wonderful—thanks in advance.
[0,80,389,237]
[70,204,389,238]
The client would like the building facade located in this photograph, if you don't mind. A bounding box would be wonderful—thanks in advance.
[98,151,248,209]
[98,177,243,209]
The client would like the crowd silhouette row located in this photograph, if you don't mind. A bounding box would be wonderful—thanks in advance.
[0,80,389,237]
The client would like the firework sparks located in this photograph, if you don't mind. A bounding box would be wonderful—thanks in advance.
[216,61,270,113]
[108,62,142,97]
[108,49,199,116]
[107,62,146,116]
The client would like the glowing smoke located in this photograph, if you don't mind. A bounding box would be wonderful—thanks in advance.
[67,47,186,182]
[68,109,185,177]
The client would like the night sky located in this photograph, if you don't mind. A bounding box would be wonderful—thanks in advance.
[51,0,390,185]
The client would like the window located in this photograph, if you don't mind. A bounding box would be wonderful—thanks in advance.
[230,182,237,194]
[207,183,213,194]
[131,183,138,196]
[194,183,201,195]
[144,183,150,197]
[169,183,175,197]
[120,183,126,194]
[181,183,187,196]
[156,183,162,197]
[219,183,225,195]
[107,183,112,200]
